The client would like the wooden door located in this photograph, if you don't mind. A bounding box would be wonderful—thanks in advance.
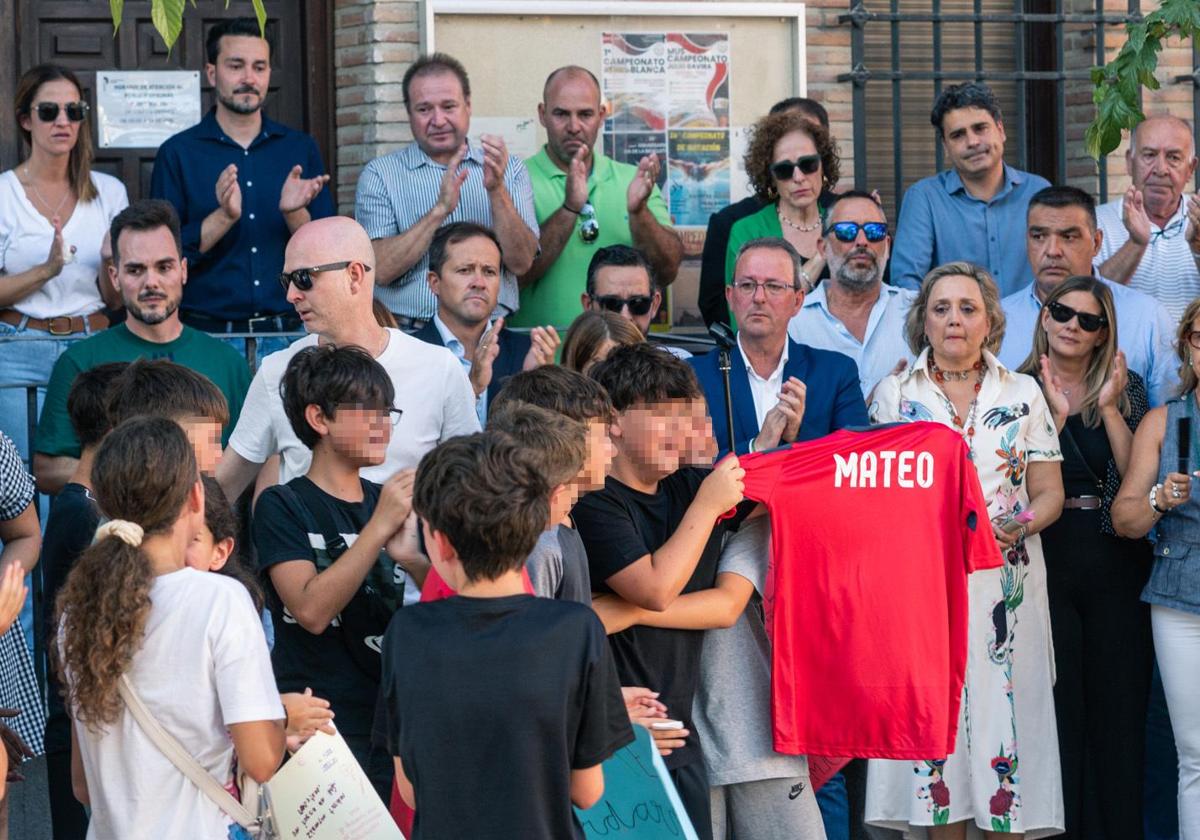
[0,0,334,199]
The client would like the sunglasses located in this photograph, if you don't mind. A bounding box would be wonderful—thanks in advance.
[592,294,654,316]
[278,261,368,292]
[770,155,821,181]
[1047,300,1107,332]
[827,221,889,242]
[578,202,600,244]
[34,102,89,123]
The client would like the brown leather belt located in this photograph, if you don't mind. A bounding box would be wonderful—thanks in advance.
[1063,496,1102,510]
[0,309,109,336]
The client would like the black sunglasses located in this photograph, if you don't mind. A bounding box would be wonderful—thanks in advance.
[578,202,600,244]
[34,102,89,123]
[1047,300,1107,332]
[592,294,654,316]
[827,221,889,242]
[278,261,368,292]
[770,155,821,181]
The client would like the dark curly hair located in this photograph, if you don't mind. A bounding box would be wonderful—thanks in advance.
[744,111,840,201]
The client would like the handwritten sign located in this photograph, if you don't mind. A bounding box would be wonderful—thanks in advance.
[266,731,404,840]
[574,727,698,840]
[96,71,201,148]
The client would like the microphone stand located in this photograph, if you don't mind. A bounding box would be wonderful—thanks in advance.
[708,322,738,455]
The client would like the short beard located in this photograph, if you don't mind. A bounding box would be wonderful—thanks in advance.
[830,252,881,292]
[127,297,179,326]
[218,91,263,115]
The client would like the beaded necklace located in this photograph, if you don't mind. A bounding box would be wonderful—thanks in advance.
[930,358,986,457]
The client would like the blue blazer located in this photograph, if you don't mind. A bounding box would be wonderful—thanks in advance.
[411,320,530,404]
[689,339,869,457]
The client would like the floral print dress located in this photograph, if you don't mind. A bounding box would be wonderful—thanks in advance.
[864,349,1066,838]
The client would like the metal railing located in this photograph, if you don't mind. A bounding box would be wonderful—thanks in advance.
[837,1,1200,216]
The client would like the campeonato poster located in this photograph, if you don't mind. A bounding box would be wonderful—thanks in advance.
[602,33,731,228]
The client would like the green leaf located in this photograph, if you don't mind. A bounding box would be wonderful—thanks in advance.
[251,0,268,36]
[110,0,124,32]
[150,0,186,50]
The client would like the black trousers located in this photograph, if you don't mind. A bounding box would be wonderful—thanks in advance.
[1042,511,1153,840]
[45,710,89,839]
[670,760,714,840]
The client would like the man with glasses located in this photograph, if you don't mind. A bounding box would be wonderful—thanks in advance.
[150,18,334,356]
[217,216,479,503]
[689,238,867,457]
[1096,115,1200,321]
[582,245,691,359]
[998,186,1177,405]
[411,222,559,422]
[788,191,915,397]
[892,82,1050,296]
[514,66,682,330]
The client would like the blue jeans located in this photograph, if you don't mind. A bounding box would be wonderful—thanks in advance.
[816,771,849,840]
[216,333,297,368]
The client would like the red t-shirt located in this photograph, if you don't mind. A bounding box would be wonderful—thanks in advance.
[739,422,1001,759]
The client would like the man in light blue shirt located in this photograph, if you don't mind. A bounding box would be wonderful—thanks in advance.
[892,82,1050,297]
[998,185,1179,405]
[789,191,915,398]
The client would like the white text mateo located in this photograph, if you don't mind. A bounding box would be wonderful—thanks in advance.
[833,450,935,489]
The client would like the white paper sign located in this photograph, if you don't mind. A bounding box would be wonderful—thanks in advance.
[470,116,540,162]
[266,731,404,840]
[96,71,201,149]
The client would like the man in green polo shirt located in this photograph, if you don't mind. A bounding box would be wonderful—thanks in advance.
[513,66,683,329]
[33,200,251,494]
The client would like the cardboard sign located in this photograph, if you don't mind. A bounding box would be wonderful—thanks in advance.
[266,731,404,840]
[574,727,698,839]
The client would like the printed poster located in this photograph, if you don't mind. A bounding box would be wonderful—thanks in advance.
[602,33,731,228]
[96,71,201,149]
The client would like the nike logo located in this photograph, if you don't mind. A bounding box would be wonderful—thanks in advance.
[788,782,805,800]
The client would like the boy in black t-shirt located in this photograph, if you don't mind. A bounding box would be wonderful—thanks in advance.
[42,362,127,838]
[252,345,419,801]
[381,433,632,840]
[571,344,745,840]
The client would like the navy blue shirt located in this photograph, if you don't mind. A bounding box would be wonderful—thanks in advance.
[150,110,335,321]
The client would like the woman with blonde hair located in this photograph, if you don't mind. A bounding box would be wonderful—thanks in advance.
[1113,297,1200,838]
[561,309,644,375]
[1017,275,1151,838]
[866,261,1065,840]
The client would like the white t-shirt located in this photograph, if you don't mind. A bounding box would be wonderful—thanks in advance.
[70,568,283,840]
[0,170,129,319]
[229,327,481,483]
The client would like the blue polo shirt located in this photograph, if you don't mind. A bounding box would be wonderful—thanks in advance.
[891,165,1050,297]
[150,109,335,322]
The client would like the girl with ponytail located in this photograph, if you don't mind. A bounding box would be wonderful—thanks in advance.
[55,416,285,838]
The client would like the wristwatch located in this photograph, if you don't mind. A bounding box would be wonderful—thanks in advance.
[1150,483,1167,515]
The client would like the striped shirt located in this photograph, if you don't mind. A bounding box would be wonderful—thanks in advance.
[1097,194,1200,323]
[355,140,539,319]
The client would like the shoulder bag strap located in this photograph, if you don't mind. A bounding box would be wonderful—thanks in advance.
[118,674,258,829]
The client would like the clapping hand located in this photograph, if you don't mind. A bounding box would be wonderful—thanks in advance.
[469,317,504,396]
[279,165,331,215]
[522,326,561,370]
[564,146,589,212]
[1122,186,1152,247]
[437,145,469,216]
[480,133,508,193]
[1098,350,1128,412]
[1186,194,1200,254]
[626,153,660,213]
[215,163,242,222]
[1038,354,1070,432]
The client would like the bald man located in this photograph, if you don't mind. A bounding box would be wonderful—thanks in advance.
[512,65,682,330]
[1097,114,1200,320]
[217,216,480,500]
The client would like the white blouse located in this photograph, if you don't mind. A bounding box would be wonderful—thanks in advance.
[0,169,129,319]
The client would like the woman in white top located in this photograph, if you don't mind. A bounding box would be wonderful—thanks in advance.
[0,64,128,459]
[865,262,1066,840]
[55,416,284,839]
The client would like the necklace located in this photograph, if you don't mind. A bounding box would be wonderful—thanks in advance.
[777,206,821,232]
[23,165,72,218]
[929,358,986,457]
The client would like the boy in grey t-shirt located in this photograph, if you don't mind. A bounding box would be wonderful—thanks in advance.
[527,523,592,605]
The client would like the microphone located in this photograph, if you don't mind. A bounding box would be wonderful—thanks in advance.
[1179,416,1192,477]
[708,321,736,351]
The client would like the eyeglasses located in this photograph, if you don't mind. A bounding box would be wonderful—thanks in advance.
[278,261,368,292]
[1187,330,1200,351]
[1152,217,1185,243]
[592,294,654,316]
[578,202,600,243]
[1047,300,1108,332]
[731,279,799,298]
[769,155,821,181]
[336,404,404,427]
[826,221,889,243]
[34,101,89,123]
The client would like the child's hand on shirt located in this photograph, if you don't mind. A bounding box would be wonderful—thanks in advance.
[375,469,416,531]
[281,688,335,747]
[696,455,745,515]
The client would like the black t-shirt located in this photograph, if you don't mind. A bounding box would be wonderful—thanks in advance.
[40,482,101,723]
[380,594,632,840]
[252,476,389,737]
[571,467,727,769]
